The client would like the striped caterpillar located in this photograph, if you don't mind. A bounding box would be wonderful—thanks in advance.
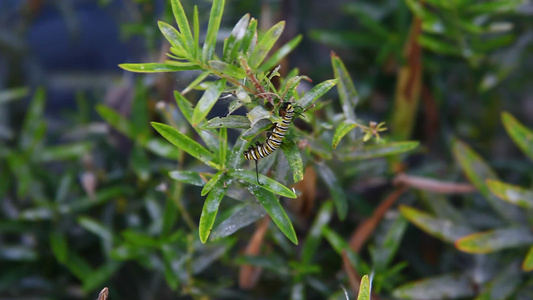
[243,102,296,185]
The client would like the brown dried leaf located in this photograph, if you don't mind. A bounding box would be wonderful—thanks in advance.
[393,173,475,194]
[239,217,270,289]
[97,287,109,300]
[291,166,317,217]
[349,186,406,252]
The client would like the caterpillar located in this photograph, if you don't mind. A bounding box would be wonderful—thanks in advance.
[243,102,296,185]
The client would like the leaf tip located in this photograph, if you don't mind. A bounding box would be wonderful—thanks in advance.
[200,234,208,244]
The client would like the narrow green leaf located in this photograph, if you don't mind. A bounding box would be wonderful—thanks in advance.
[119,63,199,73]
[151,122,217,168]
[422,192,467,224]
[20,87,45,149]
[338,141,419,160]
[164,60,201,69]
[174,90,194,122]
[322,225,350,253]
[486,179,533,208]
[191,243,232,274]
[357,275,371,300]
[63,253,92,281]
[77,217,113,242]
[131,84,150,135]
[333,240,370,275]
[371,215,408,271]
[258,35,302,72]
[247,104,272,124]
[82,262,121,293]
[223,14,250,62]
[240,18,257,55]
[242,119,274,140]
[202,0,224,62]
[181,71,212,95]
[219,127,227,169]
[248,21,285,69]
[229,169,296,198]
[466,0,522,14]
[523,246,533,271]
[169,45,188,59]
[228,134,248,169]
[248,185,298,244]
[393,274,475,299]
[280,140,304,182]
[193,5,200,59]
[345,4,390,39]
[309,29,383,48]
[419,35,461,56]
[144,138,180,159]
[162,198,178,236]
[158,21,184,51]
[174,90,220,152]
[192,79,226,126]
[0,86,28,104]
[55,173,73,203]
[316,164,347,220]
[475,263,521,300]
[399,205,472,243]
[7,153,33,198]
[210,203,266,240]
[208,60,246,79]
[122,230,159,247]
[202,115,250,129]
[332,53,358,121]
[453,139,522,222]
[199,181,227,243]
[161,247,181,290]
[281,75,311,100]
[297,79,338,109]
[169,171,206,186]
[170,0,194,54]
[502,112,533,161]
[35,142,92,162]
[60,187,130,216]
[96,105,133,138]
[49,231,68,264]
[456,227,533,254]
[301,201,334,264]
[228,98,245,114]
[201,170,225,196]
[332,120,358,149]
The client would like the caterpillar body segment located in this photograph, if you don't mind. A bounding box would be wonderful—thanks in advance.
[243,102,295,185]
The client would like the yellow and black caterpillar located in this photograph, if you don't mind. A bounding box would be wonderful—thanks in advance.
[243,102,296,185]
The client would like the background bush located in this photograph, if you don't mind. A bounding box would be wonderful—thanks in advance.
[1,0,532,299]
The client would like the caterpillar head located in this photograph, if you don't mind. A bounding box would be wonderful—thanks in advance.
[279,102,293,116]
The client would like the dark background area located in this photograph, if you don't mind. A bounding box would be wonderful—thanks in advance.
[1,0,533,299]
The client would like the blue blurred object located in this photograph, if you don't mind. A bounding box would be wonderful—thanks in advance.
[27,2,128,71]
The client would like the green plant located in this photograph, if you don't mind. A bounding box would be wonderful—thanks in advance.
[120,0,418,246]
[395,112,533,299]
[112,0,424,298]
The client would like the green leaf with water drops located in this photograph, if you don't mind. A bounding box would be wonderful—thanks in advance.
[199,180,227,243]
[248,185,298,245]
[229,169,296,199]
[151,122,218,168]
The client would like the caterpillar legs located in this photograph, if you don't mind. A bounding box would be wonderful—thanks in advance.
[254,159,262,185]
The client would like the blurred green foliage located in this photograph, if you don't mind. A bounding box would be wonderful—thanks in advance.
[1,0,532,299]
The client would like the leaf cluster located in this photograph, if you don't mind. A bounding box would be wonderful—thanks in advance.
[395,113,533,299]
